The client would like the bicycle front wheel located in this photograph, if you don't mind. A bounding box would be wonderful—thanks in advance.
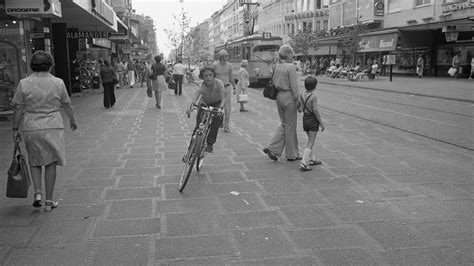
[179,134,204,192]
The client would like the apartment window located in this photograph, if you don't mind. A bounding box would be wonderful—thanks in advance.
[322,20,328,31]
[315,21,321,31]
[415,0,430,6]
[316,0,322,9]
[388,0,401,12]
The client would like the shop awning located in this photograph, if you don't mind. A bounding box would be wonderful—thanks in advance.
[51,0,118,32]
[358,30,399,52]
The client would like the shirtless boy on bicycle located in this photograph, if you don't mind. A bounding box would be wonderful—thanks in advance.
[186,66,226,153]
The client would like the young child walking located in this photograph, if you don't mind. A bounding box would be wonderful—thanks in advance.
[298,76,325,171]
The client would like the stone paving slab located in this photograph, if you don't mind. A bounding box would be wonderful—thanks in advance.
[0,84,472,264]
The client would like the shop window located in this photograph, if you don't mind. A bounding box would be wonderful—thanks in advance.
[415,0,430,7]
[388,0,401,12]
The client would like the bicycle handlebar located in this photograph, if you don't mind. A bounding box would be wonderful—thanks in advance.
[187,102,224,118]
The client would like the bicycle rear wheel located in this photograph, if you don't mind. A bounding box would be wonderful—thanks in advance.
[179,135,204,192]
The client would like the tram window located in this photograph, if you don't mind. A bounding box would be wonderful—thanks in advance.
[243,45,250,60]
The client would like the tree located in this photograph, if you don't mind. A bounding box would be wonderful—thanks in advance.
[183,27,205,65]
[163,8,191,60]
[338,20,368,65]
[289,28,319,67]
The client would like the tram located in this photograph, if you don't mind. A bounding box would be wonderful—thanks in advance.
[214,33,282,86]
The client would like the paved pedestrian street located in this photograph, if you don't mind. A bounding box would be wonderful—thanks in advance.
[0,84,473,265]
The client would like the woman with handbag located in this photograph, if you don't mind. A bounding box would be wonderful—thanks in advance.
[99,60,117,109]
[11,50,78,212]
[237,60,249,112]
[263,45,301,162]
[150,55,167,108]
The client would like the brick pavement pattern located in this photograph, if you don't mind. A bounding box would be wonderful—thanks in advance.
[0,84,473,265]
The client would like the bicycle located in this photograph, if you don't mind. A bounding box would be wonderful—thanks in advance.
[179,101,223,192]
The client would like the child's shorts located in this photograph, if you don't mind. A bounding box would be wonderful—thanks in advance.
[303,113,319,132]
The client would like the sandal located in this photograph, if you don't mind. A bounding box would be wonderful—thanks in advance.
[44,200,58,212]
[33,190,42,208]
[309,160,322,166]
[299,163,313,172]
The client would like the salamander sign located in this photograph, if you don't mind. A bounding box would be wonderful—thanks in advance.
[67,31,110,39]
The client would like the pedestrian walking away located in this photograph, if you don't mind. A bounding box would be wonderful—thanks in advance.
[150,55,167,109]
[298,76,325,171]
[99,60,117,108]
[115,60,125,88]
[263,45,301,161]
[213,49,237,133]
[187,66,226,153]
[469,57,474,80]
[452,51,461,79]
[11,50,78,212]
[237,60,249,112]
[172,59,186,95]
[127,58,136,87]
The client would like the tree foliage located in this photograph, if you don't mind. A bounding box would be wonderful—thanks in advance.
[163,8,191,60]
[183,27,205,65]
[338,20,368,65]
[289,28,319,64]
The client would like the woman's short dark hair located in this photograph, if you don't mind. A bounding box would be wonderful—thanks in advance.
[155,56,162,63]
[103,60,110,67]
[30,50,54,72]
[199,65,216,79]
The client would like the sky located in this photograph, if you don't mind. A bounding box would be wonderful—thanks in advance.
[132,0,227,57]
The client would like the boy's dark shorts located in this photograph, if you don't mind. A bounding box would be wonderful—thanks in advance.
[303,113,319,132]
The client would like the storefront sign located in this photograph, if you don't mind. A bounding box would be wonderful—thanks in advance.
[109,33,128,40]
[442,24,474,32]
[359,33,398,52]
[442,0,474,13]
[91,0,115,26]
[92,38,111,48]
[5,0,62,17]
[67,31,110,39]
[0,28,20,36]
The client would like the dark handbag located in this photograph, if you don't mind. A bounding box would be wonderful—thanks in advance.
[6,142,31,198]
[113,77,119,85]
[149,64,157,80]
[263,65,278,100]
[149,72,157,80]
[146,81,153,98]
[168,79,177,90]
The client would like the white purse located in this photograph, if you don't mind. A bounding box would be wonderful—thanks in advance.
[237,91,249,103]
